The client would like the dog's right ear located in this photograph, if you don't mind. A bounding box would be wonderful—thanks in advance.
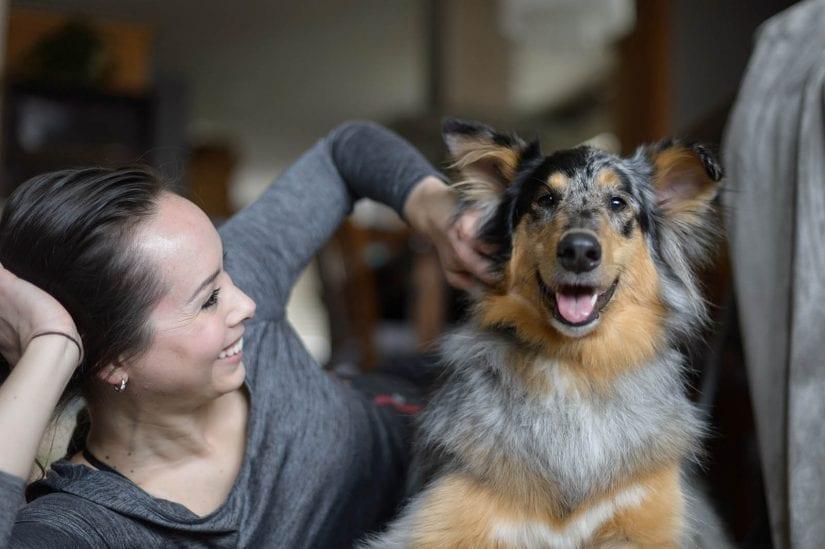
[443,118,537,211]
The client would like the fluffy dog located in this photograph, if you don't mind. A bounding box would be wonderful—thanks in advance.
[364,119,728,548]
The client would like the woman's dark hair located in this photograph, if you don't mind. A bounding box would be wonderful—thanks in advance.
[0,167,168,414]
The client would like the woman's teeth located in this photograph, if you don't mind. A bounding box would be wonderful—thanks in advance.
[218,338,243,359]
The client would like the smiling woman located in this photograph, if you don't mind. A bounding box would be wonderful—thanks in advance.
[0,122,492,547]
[109,191,257,403]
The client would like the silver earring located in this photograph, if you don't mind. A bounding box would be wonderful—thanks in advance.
[113,378,128,392]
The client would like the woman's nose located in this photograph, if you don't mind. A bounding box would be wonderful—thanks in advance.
[228,287,256,325]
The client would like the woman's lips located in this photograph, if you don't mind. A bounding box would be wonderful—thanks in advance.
[218,337,243,360]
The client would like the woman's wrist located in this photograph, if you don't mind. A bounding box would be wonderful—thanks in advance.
[23,333,82,374]
[28,331,83,366]
[0,331,78,479]
[403,176,456,239]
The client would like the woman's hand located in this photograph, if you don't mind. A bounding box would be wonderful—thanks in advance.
[0,263,81,367]
[404,176,499,291]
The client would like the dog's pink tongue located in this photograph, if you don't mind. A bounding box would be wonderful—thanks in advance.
[556,291,598,324]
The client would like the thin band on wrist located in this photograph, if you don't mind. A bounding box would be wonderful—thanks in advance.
[28,331,84,366]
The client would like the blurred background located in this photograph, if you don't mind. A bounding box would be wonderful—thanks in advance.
[0,0,801,546]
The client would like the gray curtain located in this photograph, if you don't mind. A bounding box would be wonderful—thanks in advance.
[723,1,825,547]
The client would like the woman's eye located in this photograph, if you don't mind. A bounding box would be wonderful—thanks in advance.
[536,194,556,209]
[609,196,627,212]
[202,288,221,310]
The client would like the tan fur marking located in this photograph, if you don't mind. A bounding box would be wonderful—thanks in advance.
[452,143,521,182]
[452,177,504,209]
[450,141,524,210]
[408,465,683,548]
[596,168,621,189]
[409,475,514,549]
[547,172,568,192]
[594,465,684,547]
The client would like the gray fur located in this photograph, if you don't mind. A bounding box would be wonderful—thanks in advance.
[417,329,704,511]
[681,479,733,548]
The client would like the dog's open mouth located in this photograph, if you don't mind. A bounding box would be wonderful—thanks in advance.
[538,274,619,327]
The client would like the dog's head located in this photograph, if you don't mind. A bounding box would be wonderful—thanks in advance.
[444,119,723,367]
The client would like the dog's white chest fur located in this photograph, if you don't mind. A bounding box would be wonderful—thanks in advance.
[489,484,648,548]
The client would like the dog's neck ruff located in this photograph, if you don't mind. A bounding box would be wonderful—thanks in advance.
[420,326,703,513]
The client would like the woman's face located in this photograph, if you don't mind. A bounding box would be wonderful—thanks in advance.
[122,192,256,405]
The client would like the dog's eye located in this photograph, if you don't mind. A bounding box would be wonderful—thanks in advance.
[536,194,556,209]
[609,196,627,212]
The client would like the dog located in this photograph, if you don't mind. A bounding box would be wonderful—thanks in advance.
[362,119,728,548]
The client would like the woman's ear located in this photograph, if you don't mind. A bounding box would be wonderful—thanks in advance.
[96,361,128,388]
[443,118,539,210]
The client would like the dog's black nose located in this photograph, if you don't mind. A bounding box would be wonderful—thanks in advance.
[557,232,601,273]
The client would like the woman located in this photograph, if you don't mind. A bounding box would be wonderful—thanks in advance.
[0,122,493,547]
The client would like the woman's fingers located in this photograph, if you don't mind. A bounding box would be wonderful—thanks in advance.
[452,238,496,286]
[412,188,502,290]
[444,270,477,291]
[447,209,499,287]
[0,264,80,365]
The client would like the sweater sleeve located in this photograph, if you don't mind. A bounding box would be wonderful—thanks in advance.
[0,472,94,548]
[9,521,90,548]
[0,470,25,546]
[218,121,445,323]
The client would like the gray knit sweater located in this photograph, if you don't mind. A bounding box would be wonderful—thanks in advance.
[0,122,441,548]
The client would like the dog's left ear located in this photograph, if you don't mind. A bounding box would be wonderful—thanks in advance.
[648,140,723,223]
[443,118,538,211]
[442,119,541,264]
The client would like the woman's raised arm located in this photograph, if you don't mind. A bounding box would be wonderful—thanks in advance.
[0,263,82,544]
[218,121,450,322]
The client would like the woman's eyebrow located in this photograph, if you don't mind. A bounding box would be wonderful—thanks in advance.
[187,269,220,304]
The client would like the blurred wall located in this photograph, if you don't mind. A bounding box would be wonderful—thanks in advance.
[11,0,798,191]
[668,0,797,133]
[12,0,428,205]
[155,1,427,206]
